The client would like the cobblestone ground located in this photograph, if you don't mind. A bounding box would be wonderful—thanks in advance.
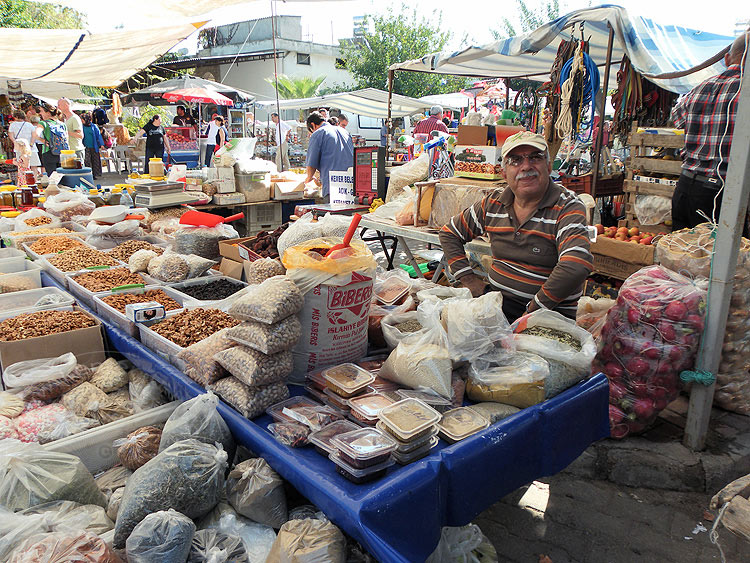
[474,471,750,563]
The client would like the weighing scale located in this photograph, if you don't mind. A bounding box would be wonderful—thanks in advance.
[353,146,386,204]
[131,180,203,209]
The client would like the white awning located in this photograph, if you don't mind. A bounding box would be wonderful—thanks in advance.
[255,88,432,118]
[0,79,85,101]
[390,6,736,94]
[0,23,204,88]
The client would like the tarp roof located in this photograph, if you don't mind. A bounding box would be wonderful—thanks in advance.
[0,23,204,88]
[390,5,736,94]
[0,79,85,101]
[121,75,254,106]
[255,88,433,118]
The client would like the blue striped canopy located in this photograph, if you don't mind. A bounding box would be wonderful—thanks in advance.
[390,5,736,94]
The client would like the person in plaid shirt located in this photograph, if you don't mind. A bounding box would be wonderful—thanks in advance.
[670,32,748,229]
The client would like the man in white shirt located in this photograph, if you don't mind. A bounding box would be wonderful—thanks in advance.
[271,112,291,171]
[57,98,84,161]
[204,113,220,167]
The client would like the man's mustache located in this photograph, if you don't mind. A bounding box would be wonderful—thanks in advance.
[516,170,540,179]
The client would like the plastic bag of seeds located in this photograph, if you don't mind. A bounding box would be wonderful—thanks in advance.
[106,488,124,522]
[95,466,132,501]
[159,392,236,459]
[267,518,346,563]
[174,224,237,261]
[187,529,248,563]
[214,347,293,386]
[225,316,301,355]
[0,392,24,418]
[178,329,237,386]
[147,251,189,283]
[185,254,216,279]
[244,258,285,285]
[125,509,196,563]
[21,364,92,402]
[113,439,228,548]
[8,530,121,563]
[0,441,106,510]
[130,380,165,413]
[128,249,157,273]
[114,426,162,470]
[35,412,99,444]
[226,458,287,529]
[209,377,289,419]
[90,358,129,393]
[19,500,113,536]
[381,311,426,349]
[228,276,303,324]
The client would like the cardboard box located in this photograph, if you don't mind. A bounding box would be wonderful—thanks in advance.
[454,145,504,180]
[220,237,255,262]
[215,178,236,194]
[219,257,245,280]
[590,236,655,280]
[0,307,105,371]
[273,181,305,200]
[457,125,490,146]
[185,177,203,187]
[216,166,235,181]
[213,192,245,205]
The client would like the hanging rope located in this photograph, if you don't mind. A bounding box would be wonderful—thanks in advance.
[555,41,599,142]
[679,370,716,385]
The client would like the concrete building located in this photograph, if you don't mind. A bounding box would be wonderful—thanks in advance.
[162,16,354,110]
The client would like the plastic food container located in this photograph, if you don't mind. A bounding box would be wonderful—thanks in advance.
[137,321,189,372]
[22,238,96,262]
[330,427,397,469]
[357,355,389,375]
[392,436,438,465]
[0,260,42,294]
[308,420,360,455]
[304,384,328,404]
[348,393,395,422]
[66,268,151,309]
[378,398,441,442]
[168,276,248,308]
[323,388,353,411]
[2,221,87,249]
[375,277,410,305]
[438,407,490,444]
[376,420,437,454]
[92,285,188,338]
[266,396,321,423]
[306,369,327,392]
[329,451,395,484]
[396,389,452,413]
[0,248,25,260]
[0,286,74,317]
[323,363,375,398]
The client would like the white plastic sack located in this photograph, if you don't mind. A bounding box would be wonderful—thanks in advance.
[13,209,60,232]
[416,286,472,303]
[634,194,672,225]
[427,524,498,563]
[386,152,429,202]
[42,190,95,221]
[440,292,514,362]
[159,392,236,459]
[381,311,425,349]
[2,353,77,389]
[85,219,142,249]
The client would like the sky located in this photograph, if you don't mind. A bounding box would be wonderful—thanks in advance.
[73,0,743,51]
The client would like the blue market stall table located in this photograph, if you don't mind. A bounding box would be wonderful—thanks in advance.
[40,272,609,562]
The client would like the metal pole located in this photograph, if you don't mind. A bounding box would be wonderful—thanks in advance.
[591,23,614,199]
[270,0,284,171]
[387,69,394,150]
[505,79,509,111]
[684,63,750,451]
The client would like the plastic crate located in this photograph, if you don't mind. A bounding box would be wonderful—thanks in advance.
[2,221,87,248]
[138,321,188,372]
[23,238,98,262]
[167,275,248,308]
[44,401,180,474]
[0,287,74,317]
[41,253,127,290]
[0,248,26,260]
[92,285,189,338]
[66,267,157,309]
[0,255,29,270]
[249,202,282,226]
[0,260,42,294]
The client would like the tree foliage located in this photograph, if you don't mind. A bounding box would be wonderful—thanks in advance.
[123,105,162,136]
[265,75,326,99]
[491,0,562,39]
[341,10,467,99]
[0,0,86,28]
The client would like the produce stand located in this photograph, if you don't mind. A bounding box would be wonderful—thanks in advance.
[40,271,609,562]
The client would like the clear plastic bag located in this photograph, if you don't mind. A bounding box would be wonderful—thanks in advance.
[268,422,310,447]
[385,152,429,202]
[267,518,346,563]
[95,466,132,501]
[0,441,106,511]
[593,265,707,438]
[14,208,60,232]
[214,347,293,386]
[276,213,324,260]
[147,251,189,283]
[128,249,157,273]
[380,328,453,399]
[35,412,99,445]
[215,512,276,563]
[113,439,228,548]
[130,380,165,413]
[14,403,98,444]
[225,316,301,355]
[187,529,248,563]
[178,329,237,386]
[85,219,142,249]
[90,358,128,393]
[512,310,598,395]
[415,286,472,303]
[2,353,77,390]
[0,391,24,417]
[634,194,671,226]
[466,352,551,408]
[0,414,18,439]
[244,257,285,285]
[43,191,96,221]
[22,364,92,402]
[125,509,196,563]
[426,524,498,563]
[158,392,235,459]
[226,458,287,528]
[106,488,123,522]
[114,426,162,470]
[186,254,217,279]
[174,224,238,261]
[209,377,289,419]
[62,383,131,425]
[20,500,114,536]
[440,292,514,362]
[228,276,304,324]
[8,530,122,563]
[467,402,521,424]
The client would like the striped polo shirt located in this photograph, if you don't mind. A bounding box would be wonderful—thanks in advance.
[438,179,593,318]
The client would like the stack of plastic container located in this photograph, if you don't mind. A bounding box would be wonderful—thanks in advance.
[328,427,397,483]
[437,407,490,444]
[320,363,375,417]
[377,398,441,465]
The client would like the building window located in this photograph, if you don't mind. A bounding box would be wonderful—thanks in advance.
[297,53,311,65]
[335,58,346,69]
[358,116,381,130]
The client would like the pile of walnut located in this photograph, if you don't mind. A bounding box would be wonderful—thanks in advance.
[246,224,290,259]
[151,308,239,348]
[0,310,95,341]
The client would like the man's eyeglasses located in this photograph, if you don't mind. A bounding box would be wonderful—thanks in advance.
[504,151,547,167]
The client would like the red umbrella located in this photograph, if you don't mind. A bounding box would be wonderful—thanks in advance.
[162,87,233,106]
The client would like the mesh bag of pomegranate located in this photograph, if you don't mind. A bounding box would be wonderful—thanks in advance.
[593,265,707,439]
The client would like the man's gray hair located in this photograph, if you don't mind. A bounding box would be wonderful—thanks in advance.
[429,105,443,116]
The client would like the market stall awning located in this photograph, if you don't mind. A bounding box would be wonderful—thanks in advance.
[122,75,254,106]
[0,23,205,88]
[0,79,85,102]
[255,88,432,118]
[390,5,735,94]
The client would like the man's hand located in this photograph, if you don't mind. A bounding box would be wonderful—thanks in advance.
[458,273,488,298]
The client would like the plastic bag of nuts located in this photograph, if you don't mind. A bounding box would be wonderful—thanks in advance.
[114,425,162,470]
[209,377,289,419]
[244,258,285,285]
[177,328,237,386]
[21,364,93,402]
[214,346,293,386]
[90,358,129,393]
[225,316,301,355]
[108,240,165,262]
[61,382,130,424]
[147,252,189,283]
[228,276,303,324]
[128,249,157,273]
[150,308,239,348]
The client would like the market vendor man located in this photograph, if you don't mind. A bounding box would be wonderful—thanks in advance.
[439,131,593,322]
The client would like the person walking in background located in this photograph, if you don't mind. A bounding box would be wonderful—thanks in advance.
[271,112,291,171]
[204,113,220,167]
[81,112,104,179]
[36,104,66,175]
[8,109,41,175]
[303,111,353,199]
[29,115,44,177]
[413,105,450,136]
[57,98,84,162]
[136,114,170,174]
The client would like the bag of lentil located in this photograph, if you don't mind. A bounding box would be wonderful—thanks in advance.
[113,439,228,548]
[125,509,195,563]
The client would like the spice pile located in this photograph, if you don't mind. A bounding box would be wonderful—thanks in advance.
[47,247,121,272]
[101,289,182,314]
[0,310,95,341]
[71,268,145,292]
[150,308,239,348]
[107,240,165,262]
[29,236,86,255]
